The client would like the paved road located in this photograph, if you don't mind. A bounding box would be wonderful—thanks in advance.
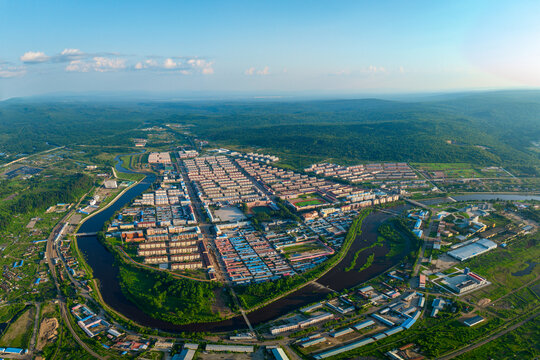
[28,303,41,353]
[175,157,256,333]
[45,192,107,360]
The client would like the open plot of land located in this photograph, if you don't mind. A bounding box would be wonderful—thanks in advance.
[412,163,512,179]
[0,306,35,348]
[3,165,43,179]
[36,302,59,351]
[214,206,246,222]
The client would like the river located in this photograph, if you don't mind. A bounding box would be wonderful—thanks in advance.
[75,160,414,333]
[78,194,411,332]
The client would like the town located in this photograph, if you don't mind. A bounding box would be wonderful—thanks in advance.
[0,144,538,360]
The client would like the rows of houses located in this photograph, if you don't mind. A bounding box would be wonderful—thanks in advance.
[148,152,172,164]
[121,226,206,270]
[214,224,295,284]
[184,156,265,204]
[236,159,365,200]
[305,162,418,183]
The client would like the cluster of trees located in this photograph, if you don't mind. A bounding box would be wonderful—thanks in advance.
[118,263,220,324]
[519,207,540,223]
[0,102,149,159]
[249,200,301,231]
[377,218,421,264]
[0,173,93,231]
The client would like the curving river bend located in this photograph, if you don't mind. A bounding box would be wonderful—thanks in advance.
[78,161,537,333]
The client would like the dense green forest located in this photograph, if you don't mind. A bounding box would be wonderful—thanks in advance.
[0,173,93,230]
[1,90,539,174]
[118,262,220,324]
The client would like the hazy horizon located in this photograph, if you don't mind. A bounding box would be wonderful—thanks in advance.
[2,1,540,99]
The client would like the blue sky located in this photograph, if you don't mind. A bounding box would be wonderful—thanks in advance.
[1,0,539,99]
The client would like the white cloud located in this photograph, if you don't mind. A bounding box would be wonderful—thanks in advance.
[135,59,159,70]
[245,66,270,76]
[65,60,91,72]
[134,57,213,74]
[367,65,386,73]
[20,51,50,63]
[65,57,126,72]
[257,66,270,75]
[93,57,126,72]
[18,48,213,75]
[61,48,83,56]
[57,48,85,62]
[202,67,214,75]
[0,64,26,78]
[164,58,177,69]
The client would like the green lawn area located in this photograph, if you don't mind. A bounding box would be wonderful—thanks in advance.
[413,163,474,170]
[282,242,324,255]
[295,199,324,207]
[329,314,504,359]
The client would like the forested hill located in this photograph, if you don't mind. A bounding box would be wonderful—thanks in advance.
[1,90,539,174]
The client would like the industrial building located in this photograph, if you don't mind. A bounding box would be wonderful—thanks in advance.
[270,347,290,360]
[464,315,485,327]
[441,269,488,294]
[447,238,497,261]
[205,344,254,353]
[104,180,118,189]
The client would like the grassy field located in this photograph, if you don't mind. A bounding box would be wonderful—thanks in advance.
[453,316,540,360]
[251,206,272,215]
[412,162,510,179]
[282,242,325,255]
[295,199,325,207]
[0,306,35,348]
[413,163,475,170]
[463,234,540,302]
[0,303,26,323]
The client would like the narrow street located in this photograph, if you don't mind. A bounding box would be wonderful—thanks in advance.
[174,157,255,333]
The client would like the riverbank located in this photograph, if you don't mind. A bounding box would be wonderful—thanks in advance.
[238,208,372,313]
